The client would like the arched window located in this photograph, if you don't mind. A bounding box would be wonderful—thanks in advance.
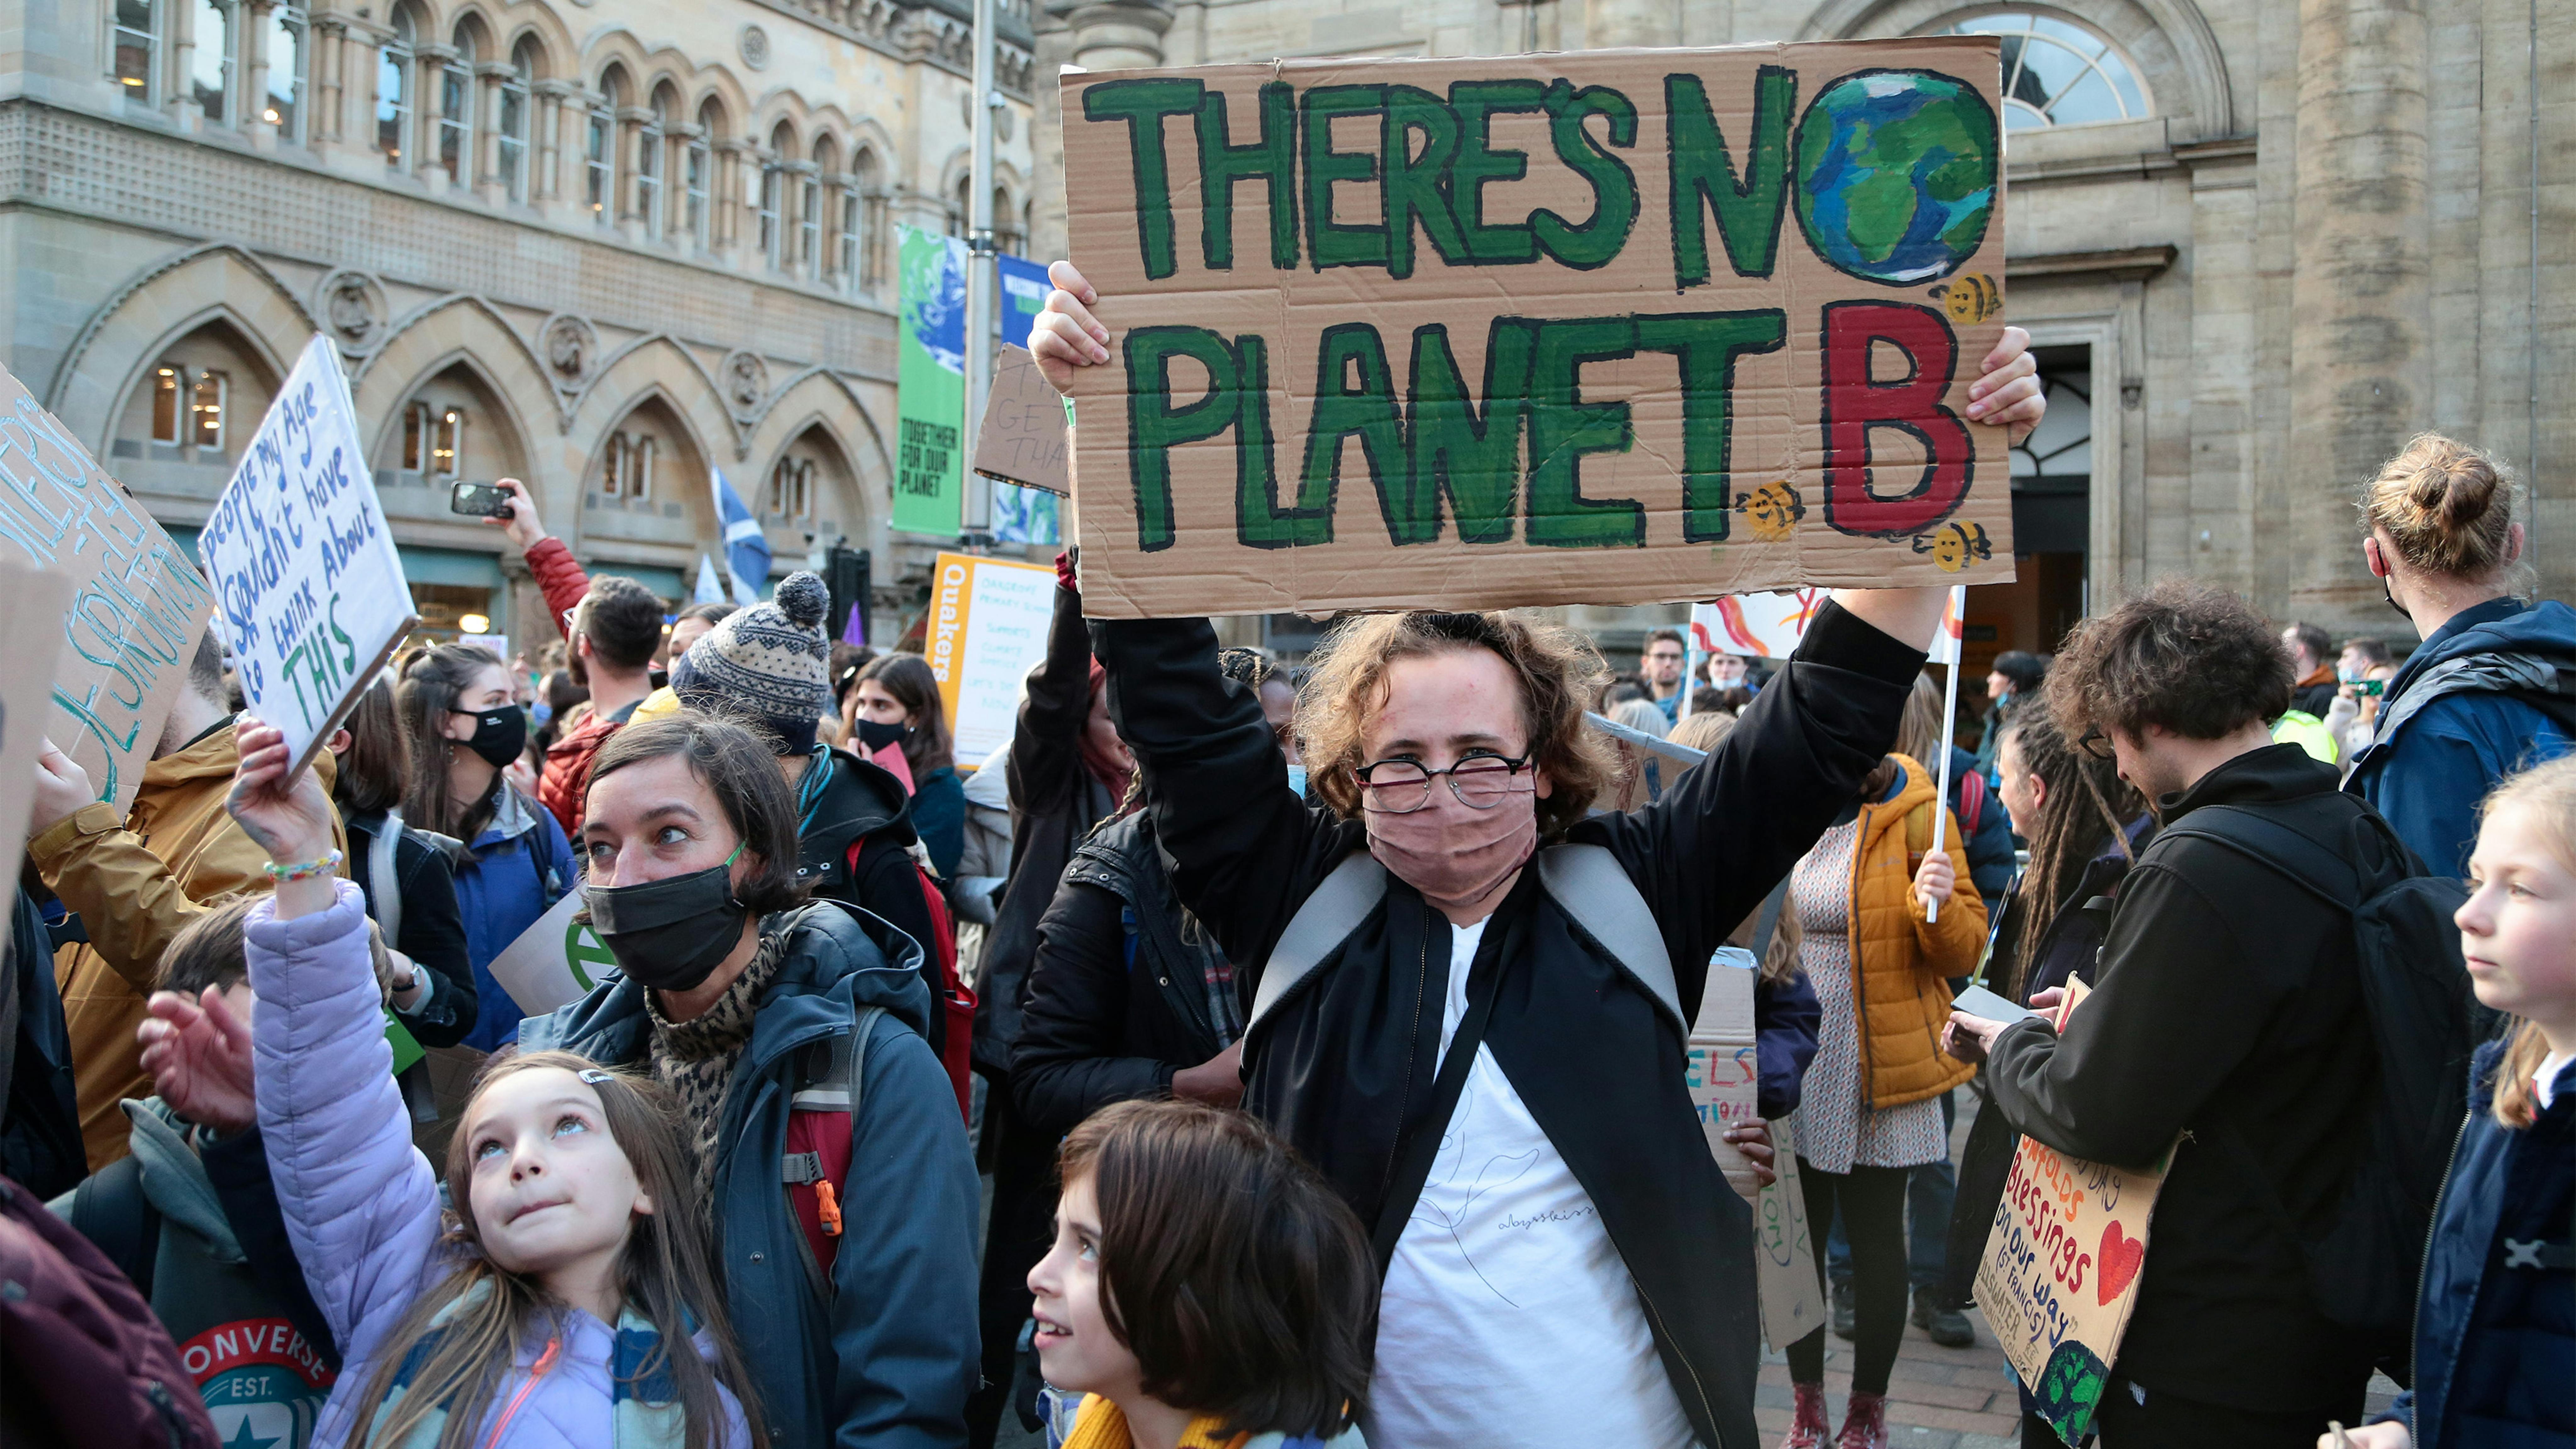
[436,24,476,182]
[1937,12,2146,129]
[497,38,536,202]
[993,185,1021,254]
[602,431,656,500]
[376,6,413,166]
[397,400,463,476]
[759,122,794,271]
[114,0,161,103]
[839,147,875,293]
[686,98,718,250]
[191,0,232,125]
[640,84,677,242]
[586,69,622,226]
[948,175,968,236]
[188,369,228,450]
[150,365,182,444]
[263,3,305,138]
[767,456,813,519]
[798,163,823,281]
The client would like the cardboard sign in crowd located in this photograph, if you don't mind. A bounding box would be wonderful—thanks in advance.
[1689,949,1827,1352]
[1063,37,2014,617]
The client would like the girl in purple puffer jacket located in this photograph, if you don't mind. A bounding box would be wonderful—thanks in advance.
[225,718,761,1449]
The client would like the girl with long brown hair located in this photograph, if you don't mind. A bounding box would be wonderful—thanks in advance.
[223,715,762,1449]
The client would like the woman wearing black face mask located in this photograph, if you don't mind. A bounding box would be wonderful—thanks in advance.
[394,643,576,1052]
[850,653,965,879]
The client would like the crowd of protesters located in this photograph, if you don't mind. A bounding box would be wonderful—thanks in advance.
[0,253,2564,1449]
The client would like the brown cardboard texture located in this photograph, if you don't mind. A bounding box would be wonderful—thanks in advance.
[0,365,217,817]
[1062,39,2015,618]
[0,561,75,862]
[974,343,1074,495]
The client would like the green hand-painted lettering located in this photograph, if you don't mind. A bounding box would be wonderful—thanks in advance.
[1383,85,1467,279]
[1123,327,1241,552]
[1302,85,1388,270]
[1526,317,1643,547]
[1634,310,1787,541]
[1666,67,1796,286]
[1082,78,1203,281]
[1229,335,1320,548]
[1451,80,1546,265]
[1299,324,1405,539]
[1197,82,1300,270]
[1533,81,1638,270]
[1393,320,1534,545]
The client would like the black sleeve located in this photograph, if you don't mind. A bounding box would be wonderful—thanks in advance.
[391,837,475,1049]
[852,836,946,1061]
[1089,617,1362,988]
[1572,599,1921,1018]
[1009,584,1099,819]
[1011,881,1174,1136]
[200,1125,341,1372]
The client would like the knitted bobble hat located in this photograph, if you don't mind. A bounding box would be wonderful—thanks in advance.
[671,571,833,755]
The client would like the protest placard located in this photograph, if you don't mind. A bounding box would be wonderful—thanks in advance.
[1757,1117,1828,1352]
[0,561,75,861]
[924,551,1058,764]
[197,336,418,781]
[1062,38,2013,618]
[0,364,216,817]
[1974,979,2172,1446]
[974,344,1074,496]
[486,886,617,1015]
[1687,947,1825,1351]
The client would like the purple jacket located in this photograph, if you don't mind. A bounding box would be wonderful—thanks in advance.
[249,882,750,1449]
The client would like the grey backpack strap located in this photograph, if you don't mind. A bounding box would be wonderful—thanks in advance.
[368,809,404,948]
[1245,852,1386,1038]
[1536,844,1683,1030]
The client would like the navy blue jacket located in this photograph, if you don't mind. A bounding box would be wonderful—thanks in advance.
[523,900,981,1449]
[1939,742,2016,913]
[2377,1041,2574,1449]
[2346,598,2576,877]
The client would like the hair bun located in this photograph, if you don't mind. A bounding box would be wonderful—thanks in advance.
[2434,454,2501,531]
[774,571,829,629]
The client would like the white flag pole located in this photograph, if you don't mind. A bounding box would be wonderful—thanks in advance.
[1926,585,1965,925]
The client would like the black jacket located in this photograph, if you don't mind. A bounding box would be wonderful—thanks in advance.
[1012,813,1233,1136]
[793,747,947,1061]
[343,810,476,1049]
[1984,744,2393,1410]
[976,583,1121,1080]
[1092,600,1918,1449]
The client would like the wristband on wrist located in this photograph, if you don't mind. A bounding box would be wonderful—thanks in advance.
[264,848,343,883]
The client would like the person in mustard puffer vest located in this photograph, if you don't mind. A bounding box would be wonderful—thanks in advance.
[1779,751,1984,1449]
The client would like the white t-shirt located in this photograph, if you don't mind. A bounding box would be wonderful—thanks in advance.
[2537,1049,2571,1111]
[1365,919,1700,1449]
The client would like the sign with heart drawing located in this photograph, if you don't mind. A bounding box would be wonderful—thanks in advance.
[1972,978,2173,1447]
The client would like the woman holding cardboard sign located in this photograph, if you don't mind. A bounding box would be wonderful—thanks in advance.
[1034,260,2043,1449]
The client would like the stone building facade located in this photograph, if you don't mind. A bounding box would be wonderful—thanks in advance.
[1028,0,2573,664]
[3,0,1039,647]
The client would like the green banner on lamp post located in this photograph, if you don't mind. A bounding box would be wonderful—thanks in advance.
[894,223,969,536]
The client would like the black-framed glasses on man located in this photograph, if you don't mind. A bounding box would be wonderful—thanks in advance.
[1353,753,1535,813]
[2076,725,2115,762]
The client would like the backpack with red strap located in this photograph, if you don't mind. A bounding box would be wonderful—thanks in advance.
[781,1007,881,1287]
[836,837,975,1123]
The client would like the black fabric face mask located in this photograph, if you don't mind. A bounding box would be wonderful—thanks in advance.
[587,848,748,993]
[855,718,911,752]
[452,707,527,770]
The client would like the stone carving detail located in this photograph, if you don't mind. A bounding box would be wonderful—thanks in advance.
[740,24,771,70]
[314,269,386,352]
[542,314,598,385]
[722,349,770,419]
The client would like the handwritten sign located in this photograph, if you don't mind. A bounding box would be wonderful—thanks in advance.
[974,344,1073,496]
[1974,979,2171,1445]
[486,886,613,1015]
[1687,949,1824,1350]
[0,365,216,817]
[0,560,75,858]
[1062,39,2014,618]
[198,337,417,779]
[923,551,1058,764]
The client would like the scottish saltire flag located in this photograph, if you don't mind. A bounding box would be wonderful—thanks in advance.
[692,553,726,605]
[710,467,769,606]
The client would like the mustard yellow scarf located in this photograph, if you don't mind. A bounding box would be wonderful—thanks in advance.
[1060,1394,1248,1449]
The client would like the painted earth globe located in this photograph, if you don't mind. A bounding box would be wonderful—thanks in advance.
[1794,70,1999,286]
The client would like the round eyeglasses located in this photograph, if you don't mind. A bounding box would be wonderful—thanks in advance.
[1353,753,1535,813]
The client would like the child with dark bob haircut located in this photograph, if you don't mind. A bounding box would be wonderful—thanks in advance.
[1029,1099,1374,1449]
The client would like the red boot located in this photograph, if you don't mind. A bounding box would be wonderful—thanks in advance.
[1780,1382,1830,1449]
[1835,1390,1889,1449]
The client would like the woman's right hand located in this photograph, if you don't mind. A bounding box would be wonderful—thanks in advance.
[1030,260,1111,393]
[2320,1424,2409,1449]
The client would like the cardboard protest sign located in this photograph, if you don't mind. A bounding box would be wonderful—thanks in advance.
[1062,38,2014,618]
[0,365,217,817]
[1687,948,1826,1351]
[924,551,1058,764]
[1974,979,2172,1445]
[0,561,75,863]
[197,337,416,780]
[974,345,1074,496]
[486,886,616,1015]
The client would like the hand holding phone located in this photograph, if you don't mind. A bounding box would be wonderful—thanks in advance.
[449,481,511,518]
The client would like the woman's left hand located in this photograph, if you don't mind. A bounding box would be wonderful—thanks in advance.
[1913,850,1956,911]
[1968,326,2045,445]
[1721,1118,1778,1188]
[228,719,336,866]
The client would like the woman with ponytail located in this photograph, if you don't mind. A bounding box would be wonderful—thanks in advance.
[2347,433,2576,876]
[2329,756,2575,1449]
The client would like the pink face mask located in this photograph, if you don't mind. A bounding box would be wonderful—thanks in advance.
[1364,785,1539,918]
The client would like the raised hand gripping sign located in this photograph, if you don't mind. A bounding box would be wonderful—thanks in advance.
[197,337,417,779]
[1061,38,2014,618]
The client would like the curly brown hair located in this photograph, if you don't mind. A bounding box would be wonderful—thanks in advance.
[1298,611,1614,837]
[2044,578,2292,744]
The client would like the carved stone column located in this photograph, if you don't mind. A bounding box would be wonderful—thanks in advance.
[242,0,278,149]
[413,41,459,191]
[533,78,578,219]
[716,138,759,267]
